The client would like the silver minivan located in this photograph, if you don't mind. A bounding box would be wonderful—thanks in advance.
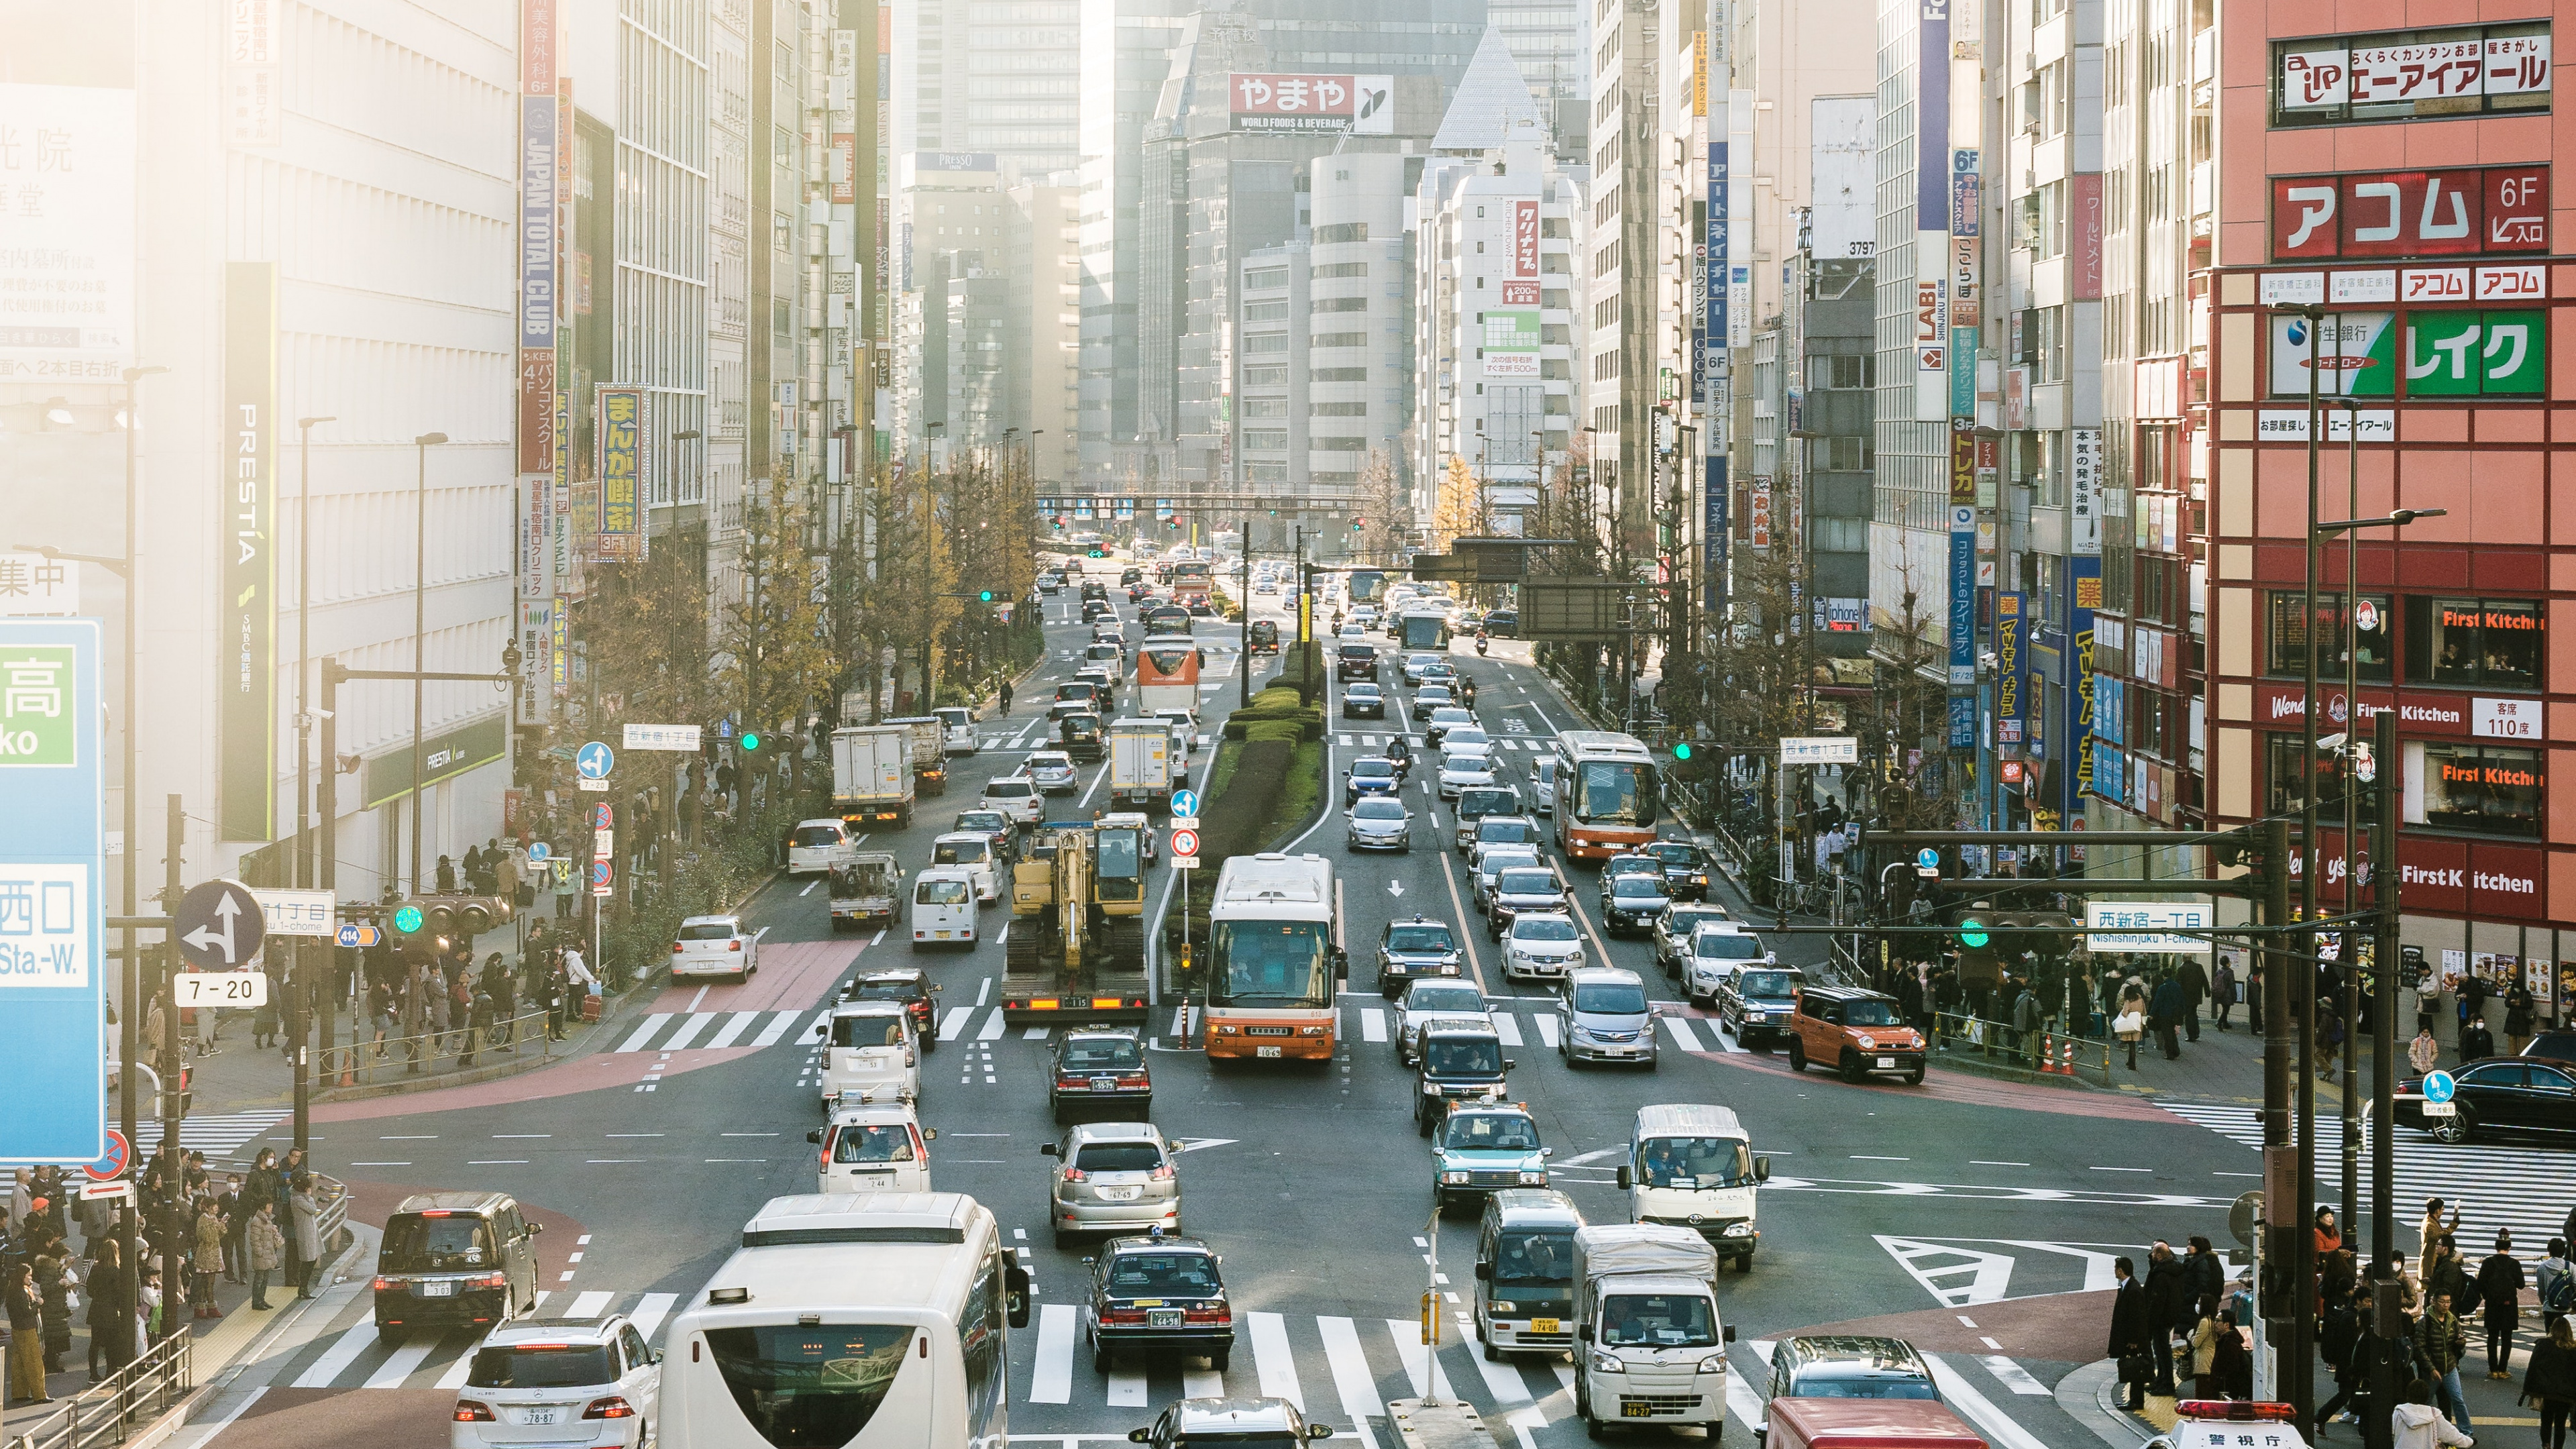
[1556,965,1657,1069]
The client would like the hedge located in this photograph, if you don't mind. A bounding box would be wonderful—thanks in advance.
[1220,684,1324,742]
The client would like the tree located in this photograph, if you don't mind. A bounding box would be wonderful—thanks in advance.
[1357,448,1409,564]
[584,528,716,734]
[718,484,834,790]
[1432,454,1491,551]
[853,465,957,712]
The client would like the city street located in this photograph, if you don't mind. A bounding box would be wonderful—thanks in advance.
[123,560,2561,1449]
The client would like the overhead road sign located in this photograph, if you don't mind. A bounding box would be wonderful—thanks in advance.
[335,922,380,949]
[623,723,702,751]
[248,886,335,938]
[1780,736,1860,765]
[2084,901,2216,953]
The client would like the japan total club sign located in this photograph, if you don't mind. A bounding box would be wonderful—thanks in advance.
[1228,74,1393,133]
[2271,165,2547,260]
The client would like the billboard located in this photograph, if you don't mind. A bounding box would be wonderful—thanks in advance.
[1482,309,1540,379]
[0,85,135,380]
[1228,74,1393,133]
[1915,0,1951,421]
[1809,97,1874,260]
[1512,199,1540,277]
[596,386,643,560]
[220,262,278,843]
[0,619,106,1165]
[2271,165,2548,260]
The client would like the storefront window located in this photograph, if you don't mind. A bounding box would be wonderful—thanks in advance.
[2405,596,2544,690]
[2415,742,2543,838]
[2265,733,2353,822]
[2267,592,2392,681]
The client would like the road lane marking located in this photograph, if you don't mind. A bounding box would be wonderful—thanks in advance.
[1183,1362,1226,1398]
[630,1292,681,1341]
[940,1007,977,1040]
[1432,850,1489,990]
[1024,1025,1051,1039]
[1360,1008,1387,1042]
[661,1012,718,1051]
[1978,1355,2051,1395]
[977,1008,1008,1040]
[566,1291,615,1319]
[747,1009,804,1048]
[1319,1316,1385,1419]
[1108,1366,1150,1405]
[686,986,709,1012]
[1532,1014,1560,1049]
[800,879,817,895]
[293,1324,378,1389]
[1925,1356,2053,1449]
[704,1011,759,1049]
[1491,1015,1523,1046]
[435,1350,476,1390]
[363,1335,441,1388]
[616,1014,672,1053]
[1030,1303,1077,1403]
[1662,1016,1704,1052]
[1383,1318,1431,1397]
[1248,1311,1303,1409]
[1459,1314,1531,1403]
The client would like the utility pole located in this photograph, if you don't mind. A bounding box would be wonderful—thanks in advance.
[409,432,447,893]
[1238,517,1254,707]
[159,792,184,1344]
[2362,704,2402,1449]
[2257,813,2300,1409]
[292,415,331,1157]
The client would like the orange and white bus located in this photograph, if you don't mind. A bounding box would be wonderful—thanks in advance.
[1135,633,1205,717]
[1171,559,1214,604]
[1548,731,1664,860]
[1203,852,1342,1061]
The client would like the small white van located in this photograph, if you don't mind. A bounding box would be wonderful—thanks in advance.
[808,1099,936,1193]
[909,867,979,949]
[1615,1102,1770,1270]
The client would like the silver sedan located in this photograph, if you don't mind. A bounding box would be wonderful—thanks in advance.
[1346,796,1415,852]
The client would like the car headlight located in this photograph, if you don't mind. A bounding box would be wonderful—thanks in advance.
[1856,1033,1877,1049]
[1722,1222,1754,1237]
[1219,1024,1240,1034]
[1424,1081,1441,1095]
[1441,1170,1470,1185]
[1697,1355,1729,1374]
[1591,1353,1626,1373]
[1518,1170,1548,1185]
[1299,1025,1326,1036]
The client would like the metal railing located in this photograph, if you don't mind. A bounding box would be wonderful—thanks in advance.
[312,1171,351,1251]
[3,1322,191,1449]
[319,1008,553,1087]
[1930,1010,2112,1087]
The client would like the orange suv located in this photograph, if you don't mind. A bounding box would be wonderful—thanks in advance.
[1785,985,1925,1085]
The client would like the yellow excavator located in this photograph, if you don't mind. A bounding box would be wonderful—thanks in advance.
[999,815,1150,1023]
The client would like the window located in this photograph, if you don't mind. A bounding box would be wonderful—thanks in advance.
[2266,734,2355,822]
[1313,221,1368,244]
[1312,332,1368,349]
[1242,301,1289,321]
[2271,22,2553,127]
[1244,268,1289,289]
[707,1326,918,1449]
[1809,354,1870,390]
[1313,296,1368,313]
[2406,596,2543,690]
[2414,741,2543,838]
[1311,400,1366,416]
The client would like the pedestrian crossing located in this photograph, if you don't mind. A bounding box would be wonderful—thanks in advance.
[1336,733,1548,752]
[613,1008,812,1054]
[934,1000,1747,1055]
[282,1289,684,1391]
[132,1110,294,1165]
[2159,1100,2576,1257]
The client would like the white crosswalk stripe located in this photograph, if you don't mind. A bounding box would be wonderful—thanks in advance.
[284,1290,721,1391]
[940,1006,979,1041]
[131,1110,292,1164]
[1661,1015,1705,1052]
[1491,1015,1523,1047]
[564,1290,616,1319]
[2159,1099,2575,1256]
[1359,1008,1388,1043]
[1531,1014,1560,1049]
[1248,1311,1303,1409]
[616,1010,807,1053]
[616,1014,672,1053]
[659,1012,718,1052]
[747,1008,806,1048]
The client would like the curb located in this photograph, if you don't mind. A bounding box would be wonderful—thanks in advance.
[2059,1359,2155,1448]
[1929,1047,2111,1091]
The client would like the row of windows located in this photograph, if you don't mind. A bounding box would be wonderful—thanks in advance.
[2267,592,2544,692]
[2269,737,2543,841]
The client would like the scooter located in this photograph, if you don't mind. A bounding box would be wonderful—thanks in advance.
[1474,631,1490,656]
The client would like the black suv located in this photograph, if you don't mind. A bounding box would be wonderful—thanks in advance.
[843,969,940,1045]
[1337,643,1381,681]
[374,1191,543,1343]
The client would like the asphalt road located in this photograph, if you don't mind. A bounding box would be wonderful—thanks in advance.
[174,557,2270,1449]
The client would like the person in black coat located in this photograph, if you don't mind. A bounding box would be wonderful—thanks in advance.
[2178,956,2210,1042]
[2142,1240,2193,1394]
[2110,1256,2153,1409]
[2482,1232,2530,1379]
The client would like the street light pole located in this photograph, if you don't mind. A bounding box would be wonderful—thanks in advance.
[116,361,164,1333]
[410,432,448,894]
[292,414,333,1158]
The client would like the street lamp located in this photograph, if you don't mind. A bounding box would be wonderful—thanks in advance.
[409,431,447,894]
[115,360,164,1334]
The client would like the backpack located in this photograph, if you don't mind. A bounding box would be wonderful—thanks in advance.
[2544,1263,2576,1316]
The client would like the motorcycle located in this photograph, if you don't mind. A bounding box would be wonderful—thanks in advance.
[1474,631,1489,657]
[1385,738,1414,779]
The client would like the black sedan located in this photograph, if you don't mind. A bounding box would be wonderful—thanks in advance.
[1378,916,1464,996]
[1483,609,1519,637]
[1050,1029,1153,1123]
[1640,840,1714,900]
[2396,1059,2576,1142]
[1085,1235,1234,1372]
[843,969,940,1046]
[1342,682,1387,718]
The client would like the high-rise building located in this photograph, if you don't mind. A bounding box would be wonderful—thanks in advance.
[893,0,1079,178]
[1076,0,1195,484]
[1006,176,1083,480]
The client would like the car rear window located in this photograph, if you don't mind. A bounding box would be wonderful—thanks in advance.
[1061,1038,1144,1070]
[706,1326,917,1447]
[916,879,971,906]
[791,826,843,848]
[678,921,737,941]
[1478,821,1535,844]
[1498,870,1556,894]
[933,840,988,864]
[986,781,1032,797]
[831,1014,908,1047]
[466,1342,616,1388]
[1073,1142,1166,1173]
[380,1214,497,1273]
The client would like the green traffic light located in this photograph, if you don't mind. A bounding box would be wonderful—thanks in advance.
[1958,918,1990,949]
[393,905,423,934]
[741,733,762,752]
[1672,742,1693,761]
[978,590,996,602]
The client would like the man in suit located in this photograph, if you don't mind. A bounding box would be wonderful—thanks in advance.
[2109,1256,2152,1410]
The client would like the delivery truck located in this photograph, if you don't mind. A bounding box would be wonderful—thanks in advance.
[1107,718,1175,813]
[882,716,950,794]
[1570,1222,1731,1438]
[831,724,915,828]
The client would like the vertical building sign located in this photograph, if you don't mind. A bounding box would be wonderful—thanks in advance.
[1994,590,2025,745]
[1706,140,1729,612]
[1949,148,1979,419]
[219,262,278,842]
[223,0,281,146]
[1946,423,1975,688]
[2068,427,2101,553]
[597,386,643,559]
[1915,0,1951,421]
[2066,556,2102,816]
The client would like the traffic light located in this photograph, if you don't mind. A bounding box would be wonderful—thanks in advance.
[1951,906,2000,987]
[741,732,763,752]
[390,894,515,952]
[976,589,996,602]
[1672,741,1693,761]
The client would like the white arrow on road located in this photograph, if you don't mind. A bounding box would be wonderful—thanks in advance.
[1388,879,1404,897]
[183,893,243,966]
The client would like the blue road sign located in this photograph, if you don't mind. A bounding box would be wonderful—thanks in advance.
[1171,788,1201,818]
[1916,847,1941,871]
[576,741,614,780]
[590,859,612,888]
[335,923,380,949]
[526,842,551,864]
[2422,1069,2457,1104]
[0,618,107,1165]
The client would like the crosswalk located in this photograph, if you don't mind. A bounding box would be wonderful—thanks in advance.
[614,1008,817,1054]
[132,1110,294,1165]
[936,1000,1747,1055]
[1336,733,1548,751]
[2159,1099,2576,1256]
[282,1289,684,1391]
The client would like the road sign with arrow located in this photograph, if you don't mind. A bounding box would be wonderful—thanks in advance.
[174,879,267,971]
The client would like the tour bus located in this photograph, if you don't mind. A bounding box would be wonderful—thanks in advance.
[1135,633,1207,718]
[1345,568,1387,606]
[1170,558,1215,605]
[1203,853,1345,1062]
[1548,731,1663,861]
[1397,607,1452,651]
[659,1193,1028,1449]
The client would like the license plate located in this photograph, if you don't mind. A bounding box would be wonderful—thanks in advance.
[418,1279,455,1297]
[2421,1101,2456,1116]
[856,1174,892,1187]
[1621,1403,1655,1419]
[1098,1185,1143,1201]
[523,1409,561,1426]
[1876,1057,1895,1069]
[1532,1318,1560,1334]
[1257,1046,1283,1058]
[936,930,952,938]
[1091,1076,1118,1091]
[1149,1309,1183,1328]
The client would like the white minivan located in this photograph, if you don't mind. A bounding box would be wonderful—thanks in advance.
[808,1099,936,1193]
[932,705,980,754]
[785,817,853,875]
[908,866,980,949]
[1615,1102,1770,1271]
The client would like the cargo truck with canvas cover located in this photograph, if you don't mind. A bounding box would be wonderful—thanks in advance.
[1570,1222,1731,1438]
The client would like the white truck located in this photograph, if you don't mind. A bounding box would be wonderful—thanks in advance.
[1570,1222,1732,1439]
[1107,717,1175,813]
[831,724,915,828]
[882,716,951,794]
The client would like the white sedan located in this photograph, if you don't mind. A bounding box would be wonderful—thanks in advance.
[672,914,762,983]
[1436,730,1495,799]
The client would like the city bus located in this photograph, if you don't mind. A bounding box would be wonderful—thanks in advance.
[659,1193,1028,1449]
[1203,852,1343,1061]
[1548,731,1663,861]
[1171,558,1214,604]
[1135,633,1205,717]
[1345,569,1387,606]
[1397,606,1452,651]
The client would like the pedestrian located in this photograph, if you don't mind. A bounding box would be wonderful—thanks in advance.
[460,987,494,1068]
[2417,1288,2474,1437]
[2114,979,2148,1071]
[2318,1208,2347,1259]
[137,1265,162,1348]
[2110,1255,2153,1410]
[2179,953,2210,1042]
[2318,994,2347,1081]
[2540,1239,2575,1338]
[2461,1013,2495,1063]
[2394,1379,2477,1449]
[216,1173,244,1283]
[2210,1309,2252,1400]
[2423,1198,2464,1256]
[435,853,457,893]
[2459,970,2492,1044]
[2185,1235,2226,1306]
[564,945,598,1013]
[7,1261,46,1405]
[543,963,569,1040]
[2144,1240,2192,1397]
[2246,955,2267,1034]
[2507,981,2537,1058]
[189,1197,225,1320]
[2187,1293,2224,1399]
[2151,971,2186,1060]
[2479,1232,2526,1379]
[84,1238,129,1379]
[2524,1318,2576,1449]
[2411,1024,2441,1075]
[2012,983,2043,1068]
[250,990,278,1050]
[288,1176,321,1300]
[2212,955,2239,1032]
[999,679,1015,712]
[243,1201,283,1311]
[34,1246,70,1375]
[2319,1281,2371,1432]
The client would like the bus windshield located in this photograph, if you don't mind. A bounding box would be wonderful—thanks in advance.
[705,1324,918,1447]
[1570,760,1659,826]
[1209,920,1335,1008]
[1346,570,1386,604]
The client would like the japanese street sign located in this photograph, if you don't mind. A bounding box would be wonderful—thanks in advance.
[590,859,613,896]
[84,1128,127,1181]
[1171,788,1201,818]
[1916,848,1941,869]
[622,722,702,751]
[1169,826,1201,857]
[594,829,614,859]
[174,972,270,1008]
[576,740,614,779]
[0,552,79,616]
[2421,1069,2457,1104]
[2084,900,2216,953]
[526,842,551,863]
[590,803,614,829]
[1170,855,1200,870]
[248,886,335,938]
[578,776,609,792]
[1779,736,1860,765]
[79,1179,132,1201]
[174,879,268,970]
[0,618,106,1165]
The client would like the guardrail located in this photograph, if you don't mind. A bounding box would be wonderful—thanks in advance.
[317,1008,553,1086]
[1931,1010,2112,1087]
[3,1322,191,1449]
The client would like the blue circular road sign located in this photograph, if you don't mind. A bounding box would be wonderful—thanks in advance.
[1916,847,1941,871]
[526,842,551,863]
[576,741,615,780]
[2422,1069,2457,1104]
[1171,788,1201,818]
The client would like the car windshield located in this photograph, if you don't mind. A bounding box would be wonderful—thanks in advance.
[830,1014,908,1048]
[1738,971,1803,998]
[1443,1114,1540,1150]
[1353,799,1407,820]
[1386,925,1454,953]
[1422,1038,1502,1077]
[467,1342,616,1389]
[833,1124,918,1163]
[915,879,971,906]
[1695,932,1762,960]
[1845,999,1904,1026]
[1479,821,1536,844]
[1599,1293,1721,1347]
[1796,1370,1941,1400]
[1611,877,1664,898]
[1072,1142,1166,1173]
[1635,1136,1754,1189]
[1105,1253,1220,1297]
[1574,981,1649,1014]
[1513,917,1579,943]
[791,826,843,848]
[1645,843,1702,865]
[1408,985,1485,1014]
[1209,921,1335,1008]
[932,840,987,865]
[1497,870,1557,896]
[1353,760,1395,779]
[1061,1037,1145,1071]
[1445,729,1489,748]
[678,921,738,941]
[1493,1230,1576,1285]
[380,1214,497,1272]
[1664,908,1726,936]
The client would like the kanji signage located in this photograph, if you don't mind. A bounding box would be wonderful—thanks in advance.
[0,619,105,1165]
[2274,23,2550,125]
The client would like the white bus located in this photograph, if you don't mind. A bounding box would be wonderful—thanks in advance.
[661,1193,1029,1449]
[1203,853,1345,1063]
